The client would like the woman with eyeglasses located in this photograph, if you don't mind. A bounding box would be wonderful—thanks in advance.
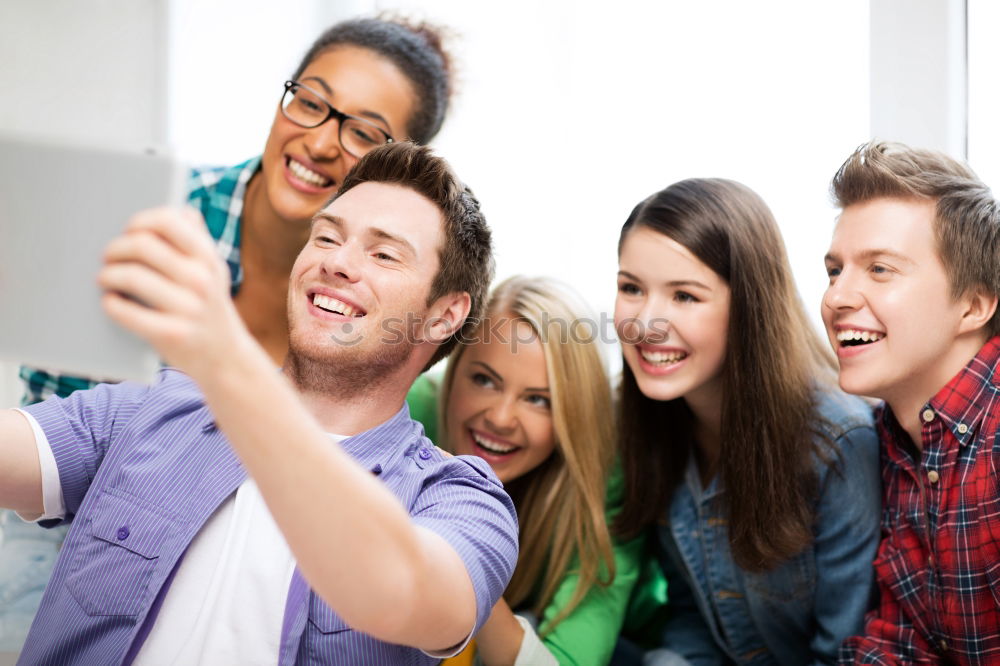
[2,14,454,653]
[20,15,452,402]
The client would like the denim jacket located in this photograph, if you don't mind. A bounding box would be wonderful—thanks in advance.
[648,391,880,666]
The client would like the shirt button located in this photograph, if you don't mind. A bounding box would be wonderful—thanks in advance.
[939,639,948,651]
[371,464,383,476]
[928,555,935,568]
[957,423,969,434]
[418,447,432,460]
[117,526,130,541]
[922,408,936,422]
[927,470,940,484]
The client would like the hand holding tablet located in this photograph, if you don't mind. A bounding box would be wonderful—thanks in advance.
[0,133,186,382]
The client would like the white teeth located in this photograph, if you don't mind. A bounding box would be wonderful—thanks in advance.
[289,159,332,187]
[836,329,883,343]
[312,293,361,317]
[640,349,686,365]
[472,432,517,455]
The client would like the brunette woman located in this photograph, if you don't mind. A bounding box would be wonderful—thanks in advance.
[614,179,880,664]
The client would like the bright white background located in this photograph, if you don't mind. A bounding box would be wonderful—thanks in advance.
[173,0,870,336]
[968,0,1000,187]
[164,0,870,381]
[5,0,991,407]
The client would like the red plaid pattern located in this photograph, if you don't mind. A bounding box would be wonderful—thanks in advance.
[839,336,1000,664]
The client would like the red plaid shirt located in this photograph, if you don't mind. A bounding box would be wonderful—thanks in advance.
[840,336,1000,664]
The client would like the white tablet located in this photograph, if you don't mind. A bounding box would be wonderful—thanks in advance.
[0,133,187,383]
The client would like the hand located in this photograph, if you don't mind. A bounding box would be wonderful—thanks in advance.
[98,206,252,380]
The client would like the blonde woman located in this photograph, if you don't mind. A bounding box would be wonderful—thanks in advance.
[431,276,649,665]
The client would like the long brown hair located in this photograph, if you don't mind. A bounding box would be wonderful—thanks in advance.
[440,276,616,633]
[613,178,838,571]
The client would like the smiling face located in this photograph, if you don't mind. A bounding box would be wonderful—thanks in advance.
[445,317,557,484]
[259,46,415,225]
[285,181,444,392]
[822,197,975,411]
[615,226,731,414]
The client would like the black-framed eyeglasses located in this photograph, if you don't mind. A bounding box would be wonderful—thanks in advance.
[280,80,394,158]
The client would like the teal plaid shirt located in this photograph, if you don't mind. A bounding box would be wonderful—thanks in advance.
[19,157,260,405]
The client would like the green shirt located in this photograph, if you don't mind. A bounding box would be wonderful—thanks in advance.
[536,466,650,665]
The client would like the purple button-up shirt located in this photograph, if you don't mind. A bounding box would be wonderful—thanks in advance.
[17,369,518,665]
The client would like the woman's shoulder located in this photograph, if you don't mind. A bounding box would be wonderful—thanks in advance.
[812,387,876,439]
[810,387,880,474]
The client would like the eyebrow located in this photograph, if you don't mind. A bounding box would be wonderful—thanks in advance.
[370,226,417,258]
[471,361,550,394]
[471,361,501,382]
[311,212,341,230]
[617,270,712,291]
[824,248,915,265]
[311,212,417,258]
[300,76,393,134]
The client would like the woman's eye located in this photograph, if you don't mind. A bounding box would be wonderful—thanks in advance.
[525,394,551,409]
[350,127,380,145]
[293,95,325,115]
[674,291,697,303]
[315,235,338,246]
[471,372,496,389]
[374,251,397,262]
[618,282,641,296]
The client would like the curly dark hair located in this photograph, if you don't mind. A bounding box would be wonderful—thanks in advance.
[293,16,454,144]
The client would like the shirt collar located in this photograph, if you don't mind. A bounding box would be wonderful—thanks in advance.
[198,388,421,477]
[927,335,1000,446]
[880,336,1000,450]
[337,402,421,475]
[683,448,724,502]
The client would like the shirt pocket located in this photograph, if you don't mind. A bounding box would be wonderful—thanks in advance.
[65,491,176,616]
[307,593,353,635]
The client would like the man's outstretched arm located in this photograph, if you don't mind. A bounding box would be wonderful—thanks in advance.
[0,409,43,518]
[98,207,514,653]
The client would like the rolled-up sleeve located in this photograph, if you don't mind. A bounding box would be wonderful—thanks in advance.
[411,455,519,639]
[20,381,150,522]
[13,409,65,523]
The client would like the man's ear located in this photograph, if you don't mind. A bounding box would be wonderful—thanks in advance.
[424,291,471,345]
[958,286,999,336]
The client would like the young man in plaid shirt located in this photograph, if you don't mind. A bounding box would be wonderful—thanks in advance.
[821,140,1000,664]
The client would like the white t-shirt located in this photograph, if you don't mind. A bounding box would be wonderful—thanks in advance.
[20,408,341,665]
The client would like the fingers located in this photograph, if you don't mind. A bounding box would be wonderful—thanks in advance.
[104,207,228,300]
[123,206,221,268]
[98,261,202,316]
[99,206,251,376]
[104,229,196,284]
[102,291,176,345]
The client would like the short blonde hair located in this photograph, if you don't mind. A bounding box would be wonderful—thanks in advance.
[439,275,615,633]
[832,140,1000,336]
